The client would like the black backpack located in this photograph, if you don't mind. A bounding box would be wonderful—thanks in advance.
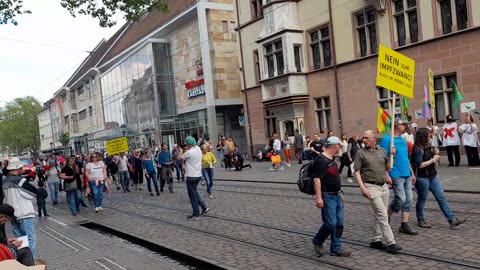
[297,156,322,195]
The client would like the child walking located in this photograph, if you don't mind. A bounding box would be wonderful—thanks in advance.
[37,181,49,217]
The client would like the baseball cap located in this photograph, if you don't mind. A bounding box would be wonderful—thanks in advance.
[0,204,16,219]
[6,157,22,170]
[185,136,196,146]
[394,117,406,126]
[325,136,341,145]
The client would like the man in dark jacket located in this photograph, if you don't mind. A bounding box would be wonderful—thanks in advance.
[293,129,304,164]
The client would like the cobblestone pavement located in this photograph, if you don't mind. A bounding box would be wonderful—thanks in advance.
[28,174,480,270]
[214,155,480,192]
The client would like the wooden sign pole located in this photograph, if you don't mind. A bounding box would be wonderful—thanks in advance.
[389,93,397,168]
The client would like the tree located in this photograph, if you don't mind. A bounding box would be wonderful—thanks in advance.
[0,96,42,154]
[59,132,71,155]
[1,0,168,27]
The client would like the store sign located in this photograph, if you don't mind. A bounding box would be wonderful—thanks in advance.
[185,78,204,89]
[188,88,205,98]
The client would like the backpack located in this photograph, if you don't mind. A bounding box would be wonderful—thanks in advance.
[297,156,322,195]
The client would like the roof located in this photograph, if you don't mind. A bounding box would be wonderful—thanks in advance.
[98,0,197,66]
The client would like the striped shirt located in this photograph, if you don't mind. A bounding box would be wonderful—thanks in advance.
[354,147,388,184]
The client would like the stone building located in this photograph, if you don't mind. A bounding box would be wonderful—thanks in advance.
[235,0,480,152]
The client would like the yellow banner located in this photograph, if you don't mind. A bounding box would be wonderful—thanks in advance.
[106,137,129,156]
[376,44,416,99]
[428,68,435,108]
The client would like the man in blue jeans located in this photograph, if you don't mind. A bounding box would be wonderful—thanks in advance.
[379,118,417,235]
[312,136,351,257]
[178,136,210,220]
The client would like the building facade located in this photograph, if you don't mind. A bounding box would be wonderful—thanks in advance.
[236,0,480,152]
[39,0,245,153]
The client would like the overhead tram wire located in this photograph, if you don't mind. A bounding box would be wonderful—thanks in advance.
[0,36,88,52]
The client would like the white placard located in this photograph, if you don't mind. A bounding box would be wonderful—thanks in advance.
[470,109,480,120]
[460,102,476,113]
[414,109,422,119]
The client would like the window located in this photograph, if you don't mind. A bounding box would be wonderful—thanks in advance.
[222,21,237,41]
[70,90,76,110]
[79,109,87,120]
[355,9,378,57]
[89,106,93,116]
[439,0,469,34]
[284,120,294,136]
[434,74,459,123]
[377,88,401,118]
[253,50,261,83]
[310,26,331,69]
[72,113,79,132]
[264,39,284,78]
[251,0,263,19]
[265,110,277,137]
[61,94,66,102]
[294,45,302,72]
[393,0,419,46]
[64,115,69,130]
[315,97,332,133]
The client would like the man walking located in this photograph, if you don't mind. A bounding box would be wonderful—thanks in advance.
[354,130,402,254]
[2,157,38,259]
[179,136,210,219]
[293,129,304,164]
[158,143,174,193]
[116,152,131,192]
[312,136,351,257]
[379,118,417,235]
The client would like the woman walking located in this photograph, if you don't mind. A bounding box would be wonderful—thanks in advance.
[282,132,292,167]
[60,157,83,216]
[221,139,232,171]
[172,144,184,182]
[412,128,466,229]
[143,151,160,196]
[85,153,109,213]
[338,133,351,177]
[459,114,480,166]
[201,145,217,199]
[132,150,144,190]
[269,133,285,171]
[45,159,61,205]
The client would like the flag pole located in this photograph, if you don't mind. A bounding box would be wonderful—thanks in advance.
[389,93,397,168]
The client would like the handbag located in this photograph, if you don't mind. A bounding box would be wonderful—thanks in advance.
[64,179,77,192]
[271,154,282,164]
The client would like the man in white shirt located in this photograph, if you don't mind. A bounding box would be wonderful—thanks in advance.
[442,115,461,167]
[178,136,210,220]
[459,114,479,166]
[116,152,131,192]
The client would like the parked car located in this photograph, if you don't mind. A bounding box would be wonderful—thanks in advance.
[19,156,36,181]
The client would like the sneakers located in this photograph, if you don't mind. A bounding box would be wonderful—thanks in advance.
[209,194,213,199]
[98,206,104,211]
[386,243,402,254]
[201,180,205,186]
[156,192,160,196]
[330,248,351,257]
[399,224,417,235]
[449,217,466,229]
[313,242,324,257]
[150,192,154,196]
[369,241,387,250]
[279,167,285,171]
[287,163,291,167]
[268,168,275,171]
[201,207,210,216]
[186,214,200,220]
[95,207,99,213]
[418,220,432,229]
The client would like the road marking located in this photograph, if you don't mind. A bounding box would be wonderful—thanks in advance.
[39,228,79,251]
[101,257,128,270]
[441,176,459,183]
[470,167,480,170]
[45,226,90,250]
[45,216,68,227]
[94,261,111,270]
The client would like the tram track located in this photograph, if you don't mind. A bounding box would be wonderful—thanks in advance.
[103,195,480,270]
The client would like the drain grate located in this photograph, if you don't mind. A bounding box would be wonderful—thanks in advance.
[80,222,225,270]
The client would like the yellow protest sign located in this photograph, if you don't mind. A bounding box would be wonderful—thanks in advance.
[428,68,435,108]
[106,137,129,156]
[376,44,415,99]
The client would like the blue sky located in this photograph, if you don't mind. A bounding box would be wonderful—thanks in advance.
[0,0,124,104]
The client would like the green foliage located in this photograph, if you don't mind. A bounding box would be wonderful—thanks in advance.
[59,132,70,146]
[1,0,168,27]
[0,96,42,154]
[0,0,31,25]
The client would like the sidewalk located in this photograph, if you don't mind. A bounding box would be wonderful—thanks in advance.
[214,155,480,192]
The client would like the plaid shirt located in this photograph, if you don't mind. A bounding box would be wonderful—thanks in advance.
[354,147,388,184]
